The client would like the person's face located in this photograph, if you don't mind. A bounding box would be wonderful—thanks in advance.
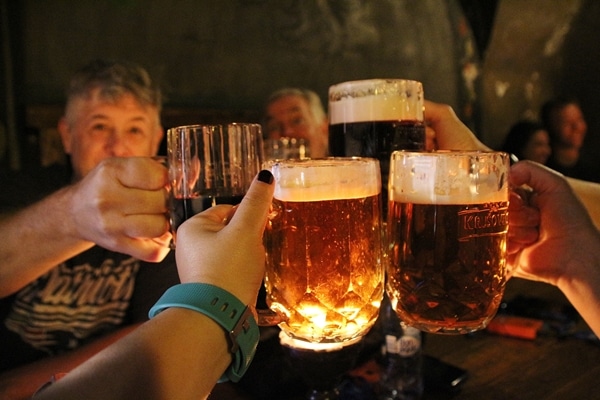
[59,90,163,180]
[553,103,587,148]
[265,95,317,139]
[522,129,552,164]
[265,94,328,157]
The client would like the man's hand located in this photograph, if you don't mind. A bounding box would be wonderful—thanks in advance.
[69,157,171,262]
[424,100,490,151]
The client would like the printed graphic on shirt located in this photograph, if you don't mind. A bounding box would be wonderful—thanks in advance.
[4,256,139,354]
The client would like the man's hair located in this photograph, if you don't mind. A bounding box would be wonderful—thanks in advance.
[65,59,162,121]
[266,88,326,123]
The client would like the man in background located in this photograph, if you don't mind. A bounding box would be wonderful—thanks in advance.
[541,96,600,183]
[263,88,329,158]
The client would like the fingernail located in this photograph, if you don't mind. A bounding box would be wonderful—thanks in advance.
[258,170,274,184]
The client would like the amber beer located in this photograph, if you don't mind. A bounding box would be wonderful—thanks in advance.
[264,158,384,344]
[387,151,510,334]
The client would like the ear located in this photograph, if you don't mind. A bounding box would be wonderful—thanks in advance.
[58,117,73,155]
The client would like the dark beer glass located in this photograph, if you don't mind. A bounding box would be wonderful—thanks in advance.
[167,123,263,244]
[328,79,426,210]
[386,151,510,334]
[263,157,384,345]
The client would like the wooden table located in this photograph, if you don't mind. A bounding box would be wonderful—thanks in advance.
[210,278,600,399]
[423,278,600,400]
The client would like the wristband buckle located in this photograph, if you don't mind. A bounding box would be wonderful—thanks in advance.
[228,306,255,353]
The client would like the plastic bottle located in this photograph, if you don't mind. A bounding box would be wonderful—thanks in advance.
[378,295,423,400]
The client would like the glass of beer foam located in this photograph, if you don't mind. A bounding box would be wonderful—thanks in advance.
[261,157,385,346]
[386,150,510,334]
[167,123,264,246]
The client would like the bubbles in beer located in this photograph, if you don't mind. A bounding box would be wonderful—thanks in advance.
[386,201,508,334]
[265,194,384,343]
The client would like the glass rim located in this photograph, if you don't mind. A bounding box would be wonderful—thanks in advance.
[166,122,262,133]
[391,149,509,158]
[328,78,423,98]
[264,156,379,168]
[329,78,422,90]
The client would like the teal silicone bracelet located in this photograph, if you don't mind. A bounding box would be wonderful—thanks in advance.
[148,283,259,383]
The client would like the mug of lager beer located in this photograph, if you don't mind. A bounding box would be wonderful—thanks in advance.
[262,157,384,345]
[386,150,510,334]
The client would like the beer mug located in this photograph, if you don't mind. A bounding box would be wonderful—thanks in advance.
[386,150,510,334]
[328,79,426,211]
[262,157,384,345]
[167,123,263,244]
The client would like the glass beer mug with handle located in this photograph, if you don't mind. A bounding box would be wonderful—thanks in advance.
[328,78,426,213]
[167,123,263,245]
[386,150,510,334]
[260,157,385,346]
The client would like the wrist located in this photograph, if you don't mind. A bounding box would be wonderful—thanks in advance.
[178,273,260,307]
[60,184,91,242]
[149,283,259,382]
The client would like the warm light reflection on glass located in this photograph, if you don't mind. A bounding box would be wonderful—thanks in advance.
[279,330,362,351]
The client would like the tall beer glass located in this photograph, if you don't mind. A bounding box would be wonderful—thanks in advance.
[264,157,384,345]
[387,151,510,334]
[328,79,425,209]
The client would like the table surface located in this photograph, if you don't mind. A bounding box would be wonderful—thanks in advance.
[210,278,600,400]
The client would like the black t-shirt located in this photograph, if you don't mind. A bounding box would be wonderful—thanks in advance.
[0,246,178,372]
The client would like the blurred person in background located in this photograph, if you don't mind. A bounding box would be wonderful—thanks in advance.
[541,96,600,182]
[263,88,329,158]
[501,119,551,164]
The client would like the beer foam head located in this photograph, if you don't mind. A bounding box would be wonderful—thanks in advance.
[271,158,381,202]
[389,151,509,204]
[329,79,424,125]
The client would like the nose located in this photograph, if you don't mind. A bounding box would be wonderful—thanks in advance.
[105,130,131,157]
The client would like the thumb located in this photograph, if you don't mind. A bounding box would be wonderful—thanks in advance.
[227,170,275,235]
[510,161,593,231]
[509,161,569,207]
[424,100,489,151]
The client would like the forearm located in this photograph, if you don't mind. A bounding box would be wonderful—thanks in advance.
[556,227,600,337]
[0,186,91,297]
[0,324,140,400]
[34,309,230,400]
[559,269,600,338]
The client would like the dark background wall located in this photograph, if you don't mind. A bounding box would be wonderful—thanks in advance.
[0,0,480,173]
[481,0,600,164]
[18,0,473,110]
[1,0,599,176]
